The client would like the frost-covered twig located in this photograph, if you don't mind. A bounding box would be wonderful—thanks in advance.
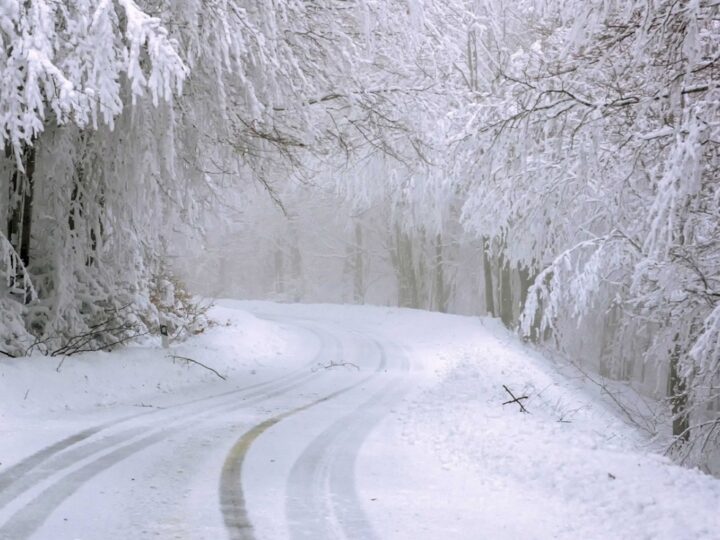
[51,322,146,357]
[667,418,720,462]
[564,357,658,436]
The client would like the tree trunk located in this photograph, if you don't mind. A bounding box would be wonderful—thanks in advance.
[7,143,35,303]
[274,249,284,295]
[668,335,690,442]
[392,224,419,308]
[519,263,544,341]
[433,233,448,312]
[353,222,364,303]
[518,264,533,317]
[289,227,302,301]
[68,161,100,266]
[499,252,513,327]
[481,237,495,316]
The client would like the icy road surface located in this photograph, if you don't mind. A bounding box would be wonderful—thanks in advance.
[1,301,719,539]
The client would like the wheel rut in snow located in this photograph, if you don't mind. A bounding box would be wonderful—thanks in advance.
[0,317,322,502]
[0,374,320,540]
[0,340,320,505]
[0,324,331,540]
[0,367,316,512]
[219,336,407,540]
[285,344,409,540]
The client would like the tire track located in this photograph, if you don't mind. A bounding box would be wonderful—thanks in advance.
[219,335,391,540]
[0,322,329,507]
[0,322,336,539]
[0,364,296,500]
[0,367,331,540]
[0,368,318,513]
[0,319,325,499]
[285,343,410,540]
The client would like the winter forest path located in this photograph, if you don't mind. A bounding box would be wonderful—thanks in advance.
[4,302,719,540]
[0,311,415,540]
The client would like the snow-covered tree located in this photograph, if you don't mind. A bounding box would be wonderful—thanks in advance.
[1,0,462,355]
[1,0,187,354]
[448,0,719,469]
[2,0,716,472]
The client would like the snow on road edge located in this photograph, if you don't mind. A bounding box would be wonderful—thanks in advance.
[0,305,314,468]
[351,306,720,540]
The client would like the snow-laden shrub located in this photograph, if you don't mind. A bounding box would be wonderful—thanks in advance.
[146,270,211,342]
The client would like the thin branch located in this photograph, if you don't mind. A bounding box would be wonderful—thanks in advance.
[502,385,530,413]
[169,354,227,380]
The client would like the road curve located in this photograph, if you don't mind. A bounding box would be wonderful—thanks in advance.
[222,322,413,540]
[0,314,413,540]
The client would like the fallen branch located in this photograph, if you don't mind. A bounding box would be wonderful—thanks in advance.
[502,385,530,413]
[169,354,226,380]
[666,418,720,463]
[53,329,150,372]
[51,324,147,357]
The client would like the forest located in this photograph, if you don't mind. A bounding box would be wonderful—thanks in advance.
[1,0,718,473]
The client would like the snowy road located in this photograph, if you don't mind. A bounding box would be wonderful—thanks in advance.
[1,302,720,540]
[220,320,410,540]
[0,313,413,540]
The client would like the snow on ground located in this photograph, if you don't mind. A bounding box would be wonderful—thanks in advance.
[0,306,299,415]
[0,306,315,467]
[353,309,720,540]
[235,301,720,539]
[1,300,719,539]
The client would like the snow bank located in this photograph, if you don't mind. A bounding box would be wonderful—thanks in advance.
[0,305,316,468]
[342,304,720,540]
[0,307,301,417]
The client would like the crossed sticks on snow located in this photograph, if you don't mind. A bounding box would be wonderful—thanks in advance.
[502,384,530,413]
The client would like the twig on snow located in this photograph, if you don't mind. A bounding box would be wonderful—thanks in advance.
[168,354,227,380]
[313,360,360,372]
[502,384,530,413]
[133,402,163,409]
